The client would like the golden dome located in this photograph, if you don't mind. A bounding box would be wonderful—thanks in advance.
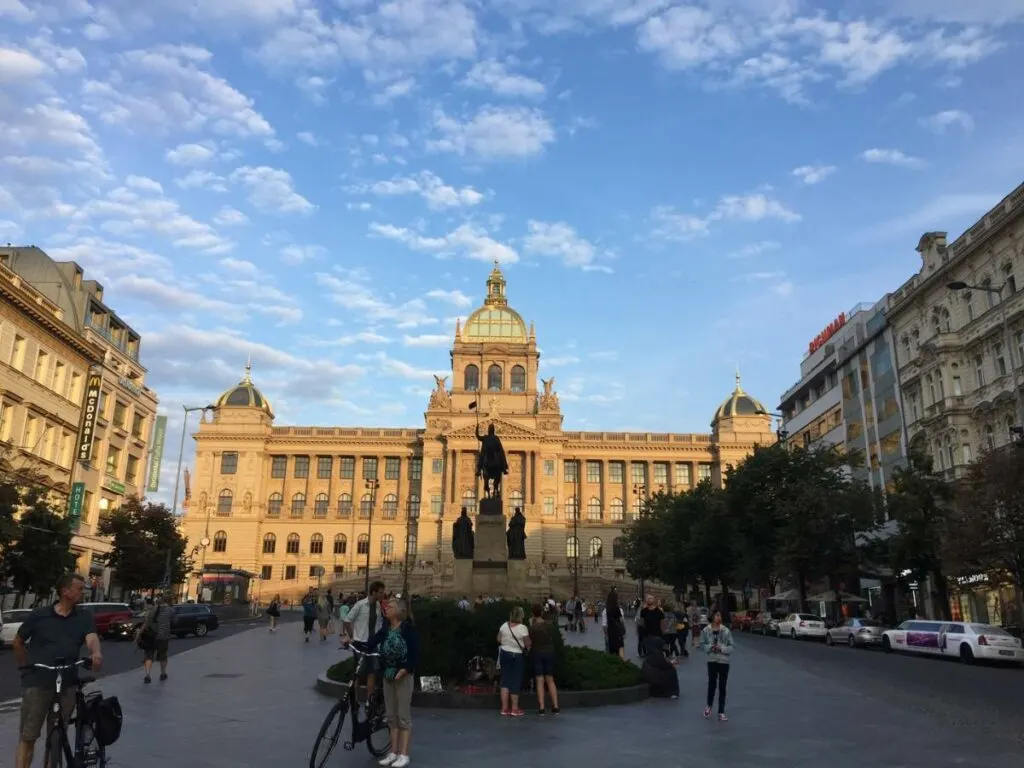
[461,261,528,342]
[215,361,273,415]
[712,371,767,425]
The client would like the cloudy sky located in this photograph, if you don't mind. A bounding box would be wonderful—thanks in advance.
[2,0,1023,502]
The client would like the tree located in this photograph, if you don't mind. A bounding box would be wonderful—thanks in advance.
[1,486,77,603]
[98,497,187,592]
[683,482,734,607]
[620,494,668,588]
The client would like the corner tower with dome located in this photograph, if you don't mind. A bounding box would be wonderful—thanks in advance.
[179,264,775,601]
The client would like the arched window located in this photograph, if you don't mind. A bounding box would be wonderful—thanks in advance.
[310,533,324,554]
[610,498,624,522]
[314,493,329,518]
[565,497,578,520]
[940,308,951,332]
[333,534,347,555]
[462,489,477,513]
[213,530,227,553]
[383,493,398,519]
[565,536,579,558]
[510,365,526,392]
[407,494,420,518]
[267,492,282,517]
[337,493,353,518]
[985,424,995,450]
[291,492,306,517]
[587,497,602,521]
[487,364,502,391]
[217,489,233,515]
[381,534,395,562]
[464,364,479,391]
[286,533,300,554]
[262,533,276,554]
[631,497,643,520]
[508,489,523,511]
[944,436,955,468]
[589,536,603,559]
[612,536,625,559]
[360,494,372,518]
[407,532,418,556]
[1006,415,1016,442]
[357,534,369,555]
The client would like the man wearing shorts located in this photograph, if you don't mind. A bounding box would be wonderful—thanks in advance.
[137,595,172,683]
[12,573,103,768]
[343,581,386,703]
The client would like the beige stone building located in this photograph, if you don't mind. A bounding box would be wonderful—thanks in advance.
[1,246,160,591]
[181,265,774,600]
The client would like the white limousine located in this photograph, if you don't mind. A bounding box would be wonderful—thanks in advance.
[881,619,1024,665]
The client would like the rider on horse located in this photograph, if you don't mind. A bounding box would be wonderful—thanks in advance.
[475,423,509,498]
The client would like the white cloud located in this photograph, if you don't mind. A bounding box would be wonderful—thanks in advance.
[920,109,974,133]
[125,174,163,194]
[728,241,781,259]
[370,222,519,264]
[26,33,86,74]
[296,131,318,146]
[428,106,555,160]
[219,256,260,276]
[402,333,451,347]
[357,351,446,381]
[175,169,228,192]
[281,244,325,264]
[316,270,437,328]
[213,206,249,225]
[523,221,611,272]
[0,99,108,180]
[372,78,415,105]
[229,165,315,214]
[301,331,392,347]
[165,142,217,165]
[649,207,710,241]
[463,60,546,99]
[0,47,49,82]
[791,165,837,185]
[860,148,925,167]
[353,171,484,210]
[0,0,34,23]
[425,289,473,308]
[650,192,800,241]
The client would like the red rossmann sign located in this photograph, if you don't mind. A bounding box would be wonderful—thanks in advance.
[808,313,846,354]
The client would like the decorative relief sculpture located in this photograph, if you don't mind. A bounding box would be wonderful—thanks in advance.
[243,491,253,513]
[539,377,561,413]
[429,375,451,410]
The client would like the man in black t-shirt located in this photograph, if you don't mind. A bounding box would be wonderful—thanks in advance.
[638,595,664,657]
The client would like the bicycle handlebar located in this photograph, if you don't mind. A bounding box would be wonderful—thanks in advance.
[18,658,92,673]
[342,640,380,658]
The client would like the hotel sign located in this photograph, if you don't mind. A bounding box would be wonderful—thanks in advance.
[146,415,168,493]
[808,313,847,355]
[76,374,103,462]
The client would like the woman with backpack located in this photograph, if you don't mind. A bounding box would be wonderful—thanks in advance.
[267,594,281,632]
[135,595,171,684]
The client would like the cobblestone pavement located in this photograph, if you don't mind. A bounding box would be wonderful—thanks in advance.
[1,618,1020,767]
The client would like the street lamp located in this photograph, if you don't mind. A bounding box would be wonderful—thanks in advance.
[946,281,1024,438]
[632,481,647,598]
[756,408,788,443]
[170,404,217,518]
[571,458,580,599]
[402,497,418,600]
[364,478,380,593]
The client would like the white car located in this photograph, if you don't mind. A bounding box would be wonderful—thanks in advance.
[882,619,1024,664]
[1,609,33,647]
[777,612,828,640]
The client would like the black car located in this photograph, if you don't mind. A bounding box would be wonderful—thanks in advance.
[107,604,220,640]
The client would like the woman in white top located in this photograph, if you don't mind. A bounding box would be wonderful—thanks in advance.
[497,606,532,716]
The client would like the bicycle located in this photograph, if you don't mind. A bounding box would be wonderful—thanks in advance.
[20,657,120,767]
[310,641,391,767]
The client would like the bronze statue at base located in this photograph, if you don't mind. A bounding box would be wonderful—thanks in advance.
[506,507,527,560]
[452,507,474,560]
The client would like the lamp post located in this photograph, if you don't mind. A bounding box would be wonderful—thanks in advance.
[632,481,647,598]
[364,478,380,593]
[756,408,789,444]
[402,497,418,599]
[946,281,1024,438]
[571,458,580,599]
[170,404,216,518]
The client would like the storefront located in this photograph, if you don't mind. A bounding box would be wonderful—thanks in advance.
[950,573,1021,627]
[198,565,255,604]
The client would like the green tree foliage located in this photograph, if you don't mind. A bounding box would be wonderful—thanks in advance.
[1,486,76,598]
[0,481,17,563]
[97,497,187,591]
[620,494,667,587]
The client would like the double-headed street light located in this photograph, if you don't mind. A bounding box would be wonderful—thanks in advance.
[756,408,788,443]
[364,478,380,594]
[632,481,647,598]
[946,281,1024,439]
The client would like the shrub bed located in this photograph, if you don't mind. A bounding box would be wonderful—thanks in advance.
[558,646,643,691]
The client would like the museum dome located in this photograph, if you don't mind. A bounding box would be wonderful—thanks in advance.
[461,262,529,343]
[712,371,767,424]
[216,361,273,415]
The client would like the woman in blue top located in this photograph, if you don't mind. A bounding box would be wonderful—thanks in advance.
[370,597,420,768]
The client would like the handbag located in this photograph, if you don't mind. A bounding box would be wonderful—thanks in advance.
[496,622,526,669]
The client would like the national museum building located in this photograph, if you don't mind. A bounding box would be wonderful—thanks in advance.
[181,265,774,599]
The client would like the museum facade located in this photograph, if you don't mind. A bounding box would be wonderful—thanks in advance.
[180,265,775,600]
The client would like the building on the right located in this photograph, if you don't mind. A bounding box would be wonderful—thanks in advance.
[885,182,1024,483]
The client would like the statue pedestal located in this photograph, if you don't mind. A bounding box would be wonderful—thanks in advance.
[453,559,473,597]
[506,559,528,597]
[473,510,507,564]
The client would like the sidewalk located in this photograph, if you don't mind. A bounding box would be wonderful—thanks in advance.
[1,622,1019,767]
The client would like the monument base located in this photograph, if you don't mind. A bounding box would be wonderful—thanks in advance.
[474,511,507,564]
[506,559,528,597]
[453,559,473,597]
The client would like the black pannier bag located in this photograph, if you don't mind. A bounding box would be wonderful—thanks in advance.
[89,695,123,747]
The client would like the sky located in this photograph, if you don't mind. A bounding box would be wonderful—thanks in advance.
[2,0,1023,504]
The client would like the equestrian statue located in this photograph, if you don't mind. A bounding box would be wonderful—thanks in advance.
[475,423,509,499]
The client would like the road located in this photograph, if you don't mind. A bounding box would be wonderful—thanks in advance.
[0,613,298,706]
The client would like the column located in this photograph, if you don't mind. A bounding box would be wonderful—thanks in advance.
[449,449,458,509]
[690,461,698,489]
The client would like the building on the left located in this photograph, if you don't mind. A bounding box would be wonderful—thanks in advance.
[0,246,161,597]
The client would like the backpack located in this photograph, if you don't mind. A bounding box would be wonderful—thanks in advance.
[86,695,123,747]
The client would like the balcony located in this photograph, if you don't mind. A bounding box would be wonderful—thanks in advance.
[84,318,139,362]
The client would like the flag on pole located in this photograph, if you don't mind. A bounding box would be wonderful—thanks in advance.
[468,401,477,410]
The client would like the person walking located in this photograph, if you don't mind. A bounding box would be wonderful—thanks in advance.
[700,609,734,721]
[301,588,317,642]
[528,603,559,715]
[371,598,420,768]
[317,591,332,642]
[602,589,625,659]
[136,595,172,683]
[267,594,281,632]
[497,606,531,717]
[638,594,663,658]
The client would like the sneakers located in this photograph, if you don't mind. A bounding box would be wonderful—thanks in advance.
[538,708,546,716]
[378,754,398,766]
[551,707,560,714]
[393,757,410,768]
[509,709,525,717]
[144,676,151,685]
[703,706,711,719]
[500,709,510,717]
[159,673,168,682]
[719,713,728,722]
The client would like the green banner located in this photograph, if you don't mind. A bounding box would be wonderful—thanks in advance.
[146,415,168,493]
[68,482,86,530]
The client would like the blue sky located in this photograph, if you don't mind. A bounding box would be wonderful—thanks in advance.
[2,0,1023,501]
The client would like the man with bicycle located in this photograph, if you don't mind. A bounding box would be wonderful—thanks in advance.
[342,581,386,706]
[11,573,103,768]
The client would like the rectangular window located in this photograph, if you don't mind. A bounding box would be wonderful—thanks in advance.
[698,463,712,482]
[408,457,423,480]
[962,443,973,463]
[543,497,555,516]
[106,445,121,476]
[34,349,49,384]
[630,463,646,485]
[334,565,344,576]
[308,565,319,578]
[952,376,963,397]
[674,463,691,486]
[340,456,355,479]
[543,460,554,476]
[52,361,66,395]
[125,454,139,484]
[293,456,310,478]
[974,355,986,387]
[609,461,624,484]
[285,565,296,581]
[385,457,400,480]
[11,335,26,370]
[269,456,287,478]
[69,371,82,402]
[221,452,238,475]
[260,565,272,580]
[112,401,127,429]
[564,460,578,483]
[0,402,12,442]
[653,463,668,485]
[131,412,144,439]
[995,343,1007,376]
[431,458,443,475]
[317,456,333,479]
[363,457,378,480]
[586,461,601,483]
[430,495,442,516]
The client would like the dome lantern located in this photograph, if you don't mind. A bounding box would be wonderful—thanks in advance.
[215,358,274,415]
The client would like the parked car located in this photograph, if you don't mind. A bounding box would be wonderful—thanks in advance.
[826,618,885,648]
[730,610,758,632]
[750,611,782,635]
[79,602,134,638]
[109,603,221,639]
[1,608,34,647]
[107,611,147,641]
[882,620,1024,665]
[778,613,828,640]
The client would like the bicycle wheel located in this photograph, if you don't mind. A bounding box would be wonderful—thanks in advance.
[45,726,65,768]
[310,700,347,768]
[365,714,391,759]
